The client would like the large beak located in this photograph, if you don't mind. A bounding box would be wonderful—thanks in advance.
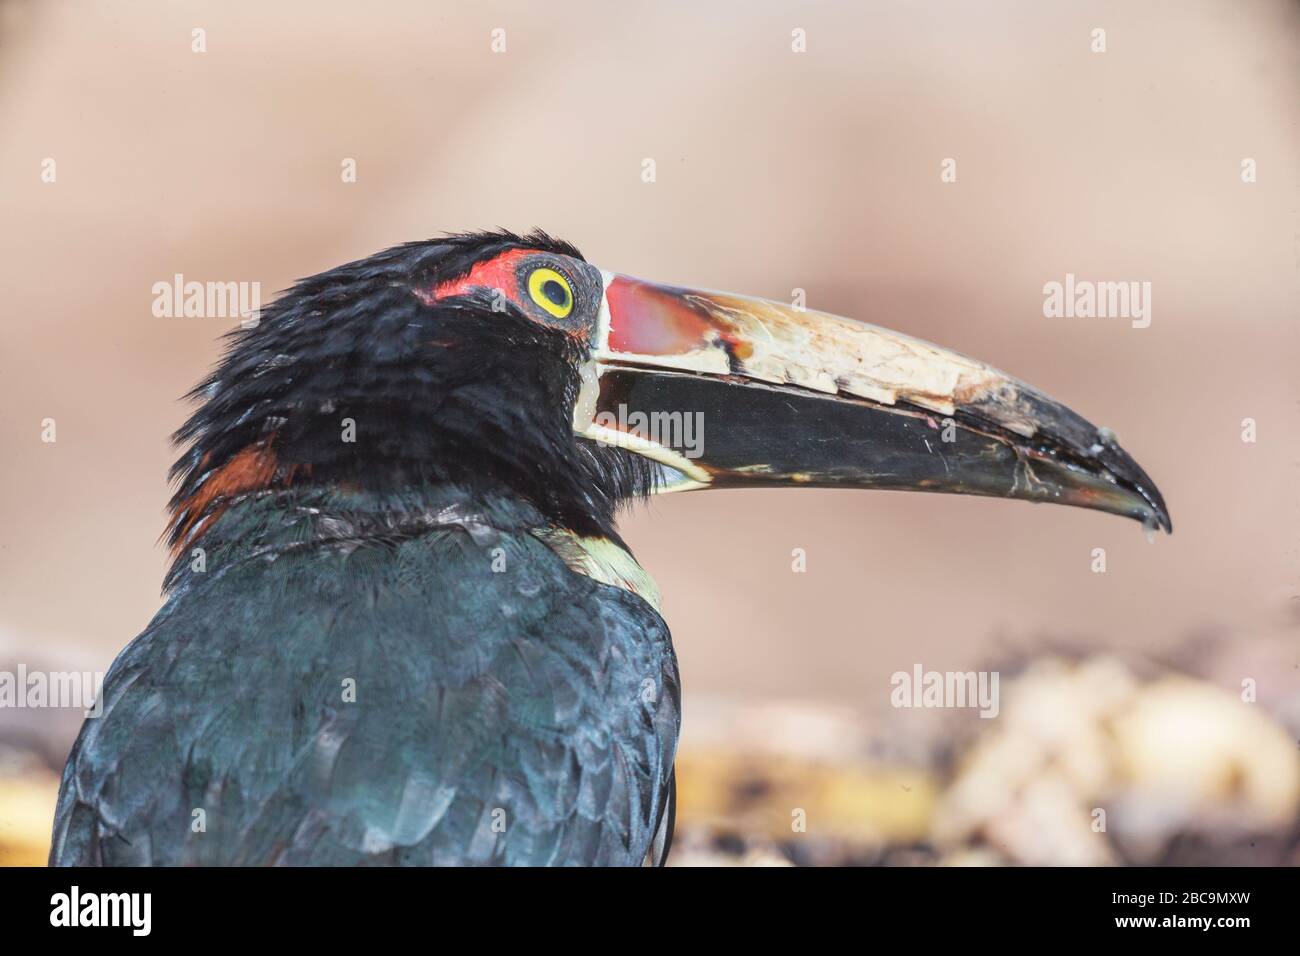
[573,273,1171,533]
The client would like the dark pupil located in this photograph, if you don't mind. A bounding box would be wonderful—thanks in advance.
[542,279,568,307]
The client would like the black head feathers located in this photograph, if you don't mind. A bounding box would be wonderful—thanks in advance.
[166,231,655,564]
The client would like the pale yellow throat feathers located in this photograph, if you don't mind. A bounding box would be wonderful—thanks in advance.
[532,527,662,614]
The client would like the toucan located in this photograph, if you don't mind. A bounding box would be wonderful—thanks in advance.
[50,231,1170,866]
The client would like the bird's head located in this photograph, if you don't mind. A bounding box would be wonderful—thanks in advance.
[167,230,1170,571]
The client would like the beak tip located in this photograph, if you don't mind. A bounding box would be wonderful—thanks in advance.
[1151,493,1173,535]
[1155,505,1174,535]
[1097,439,1171,535]
[1150,504,1174,535]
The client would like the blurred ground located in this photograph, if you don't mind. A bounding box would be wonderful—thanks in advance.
[1,0,1298,864]
[669,623,1300,866]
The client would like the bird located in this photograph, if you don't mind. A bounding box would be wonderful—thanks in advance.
[49,230,1170,866]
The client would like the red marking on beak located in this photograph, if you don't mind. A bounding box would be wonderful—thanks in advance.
[605,276,715,356]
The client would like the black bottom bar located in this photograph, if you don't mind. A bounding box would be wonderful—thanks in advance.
[1,865,1285,941]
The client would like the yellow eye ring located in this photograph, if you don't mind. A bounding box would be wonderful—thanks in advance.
[527,267,574,319]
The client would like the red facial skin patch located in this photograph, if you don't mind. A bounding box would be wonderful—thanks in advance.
[421,248,533,309]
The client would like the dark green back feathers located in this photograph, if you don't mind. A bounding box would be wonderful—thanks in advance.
[51,488,679,865]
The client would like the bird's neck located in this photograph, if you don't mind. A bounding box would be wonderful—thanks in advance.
[161,480,655,610]
[163,482,524,589]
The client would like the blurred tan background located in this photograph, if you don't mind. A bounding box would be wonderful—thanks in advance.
[1,0,1298,864]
